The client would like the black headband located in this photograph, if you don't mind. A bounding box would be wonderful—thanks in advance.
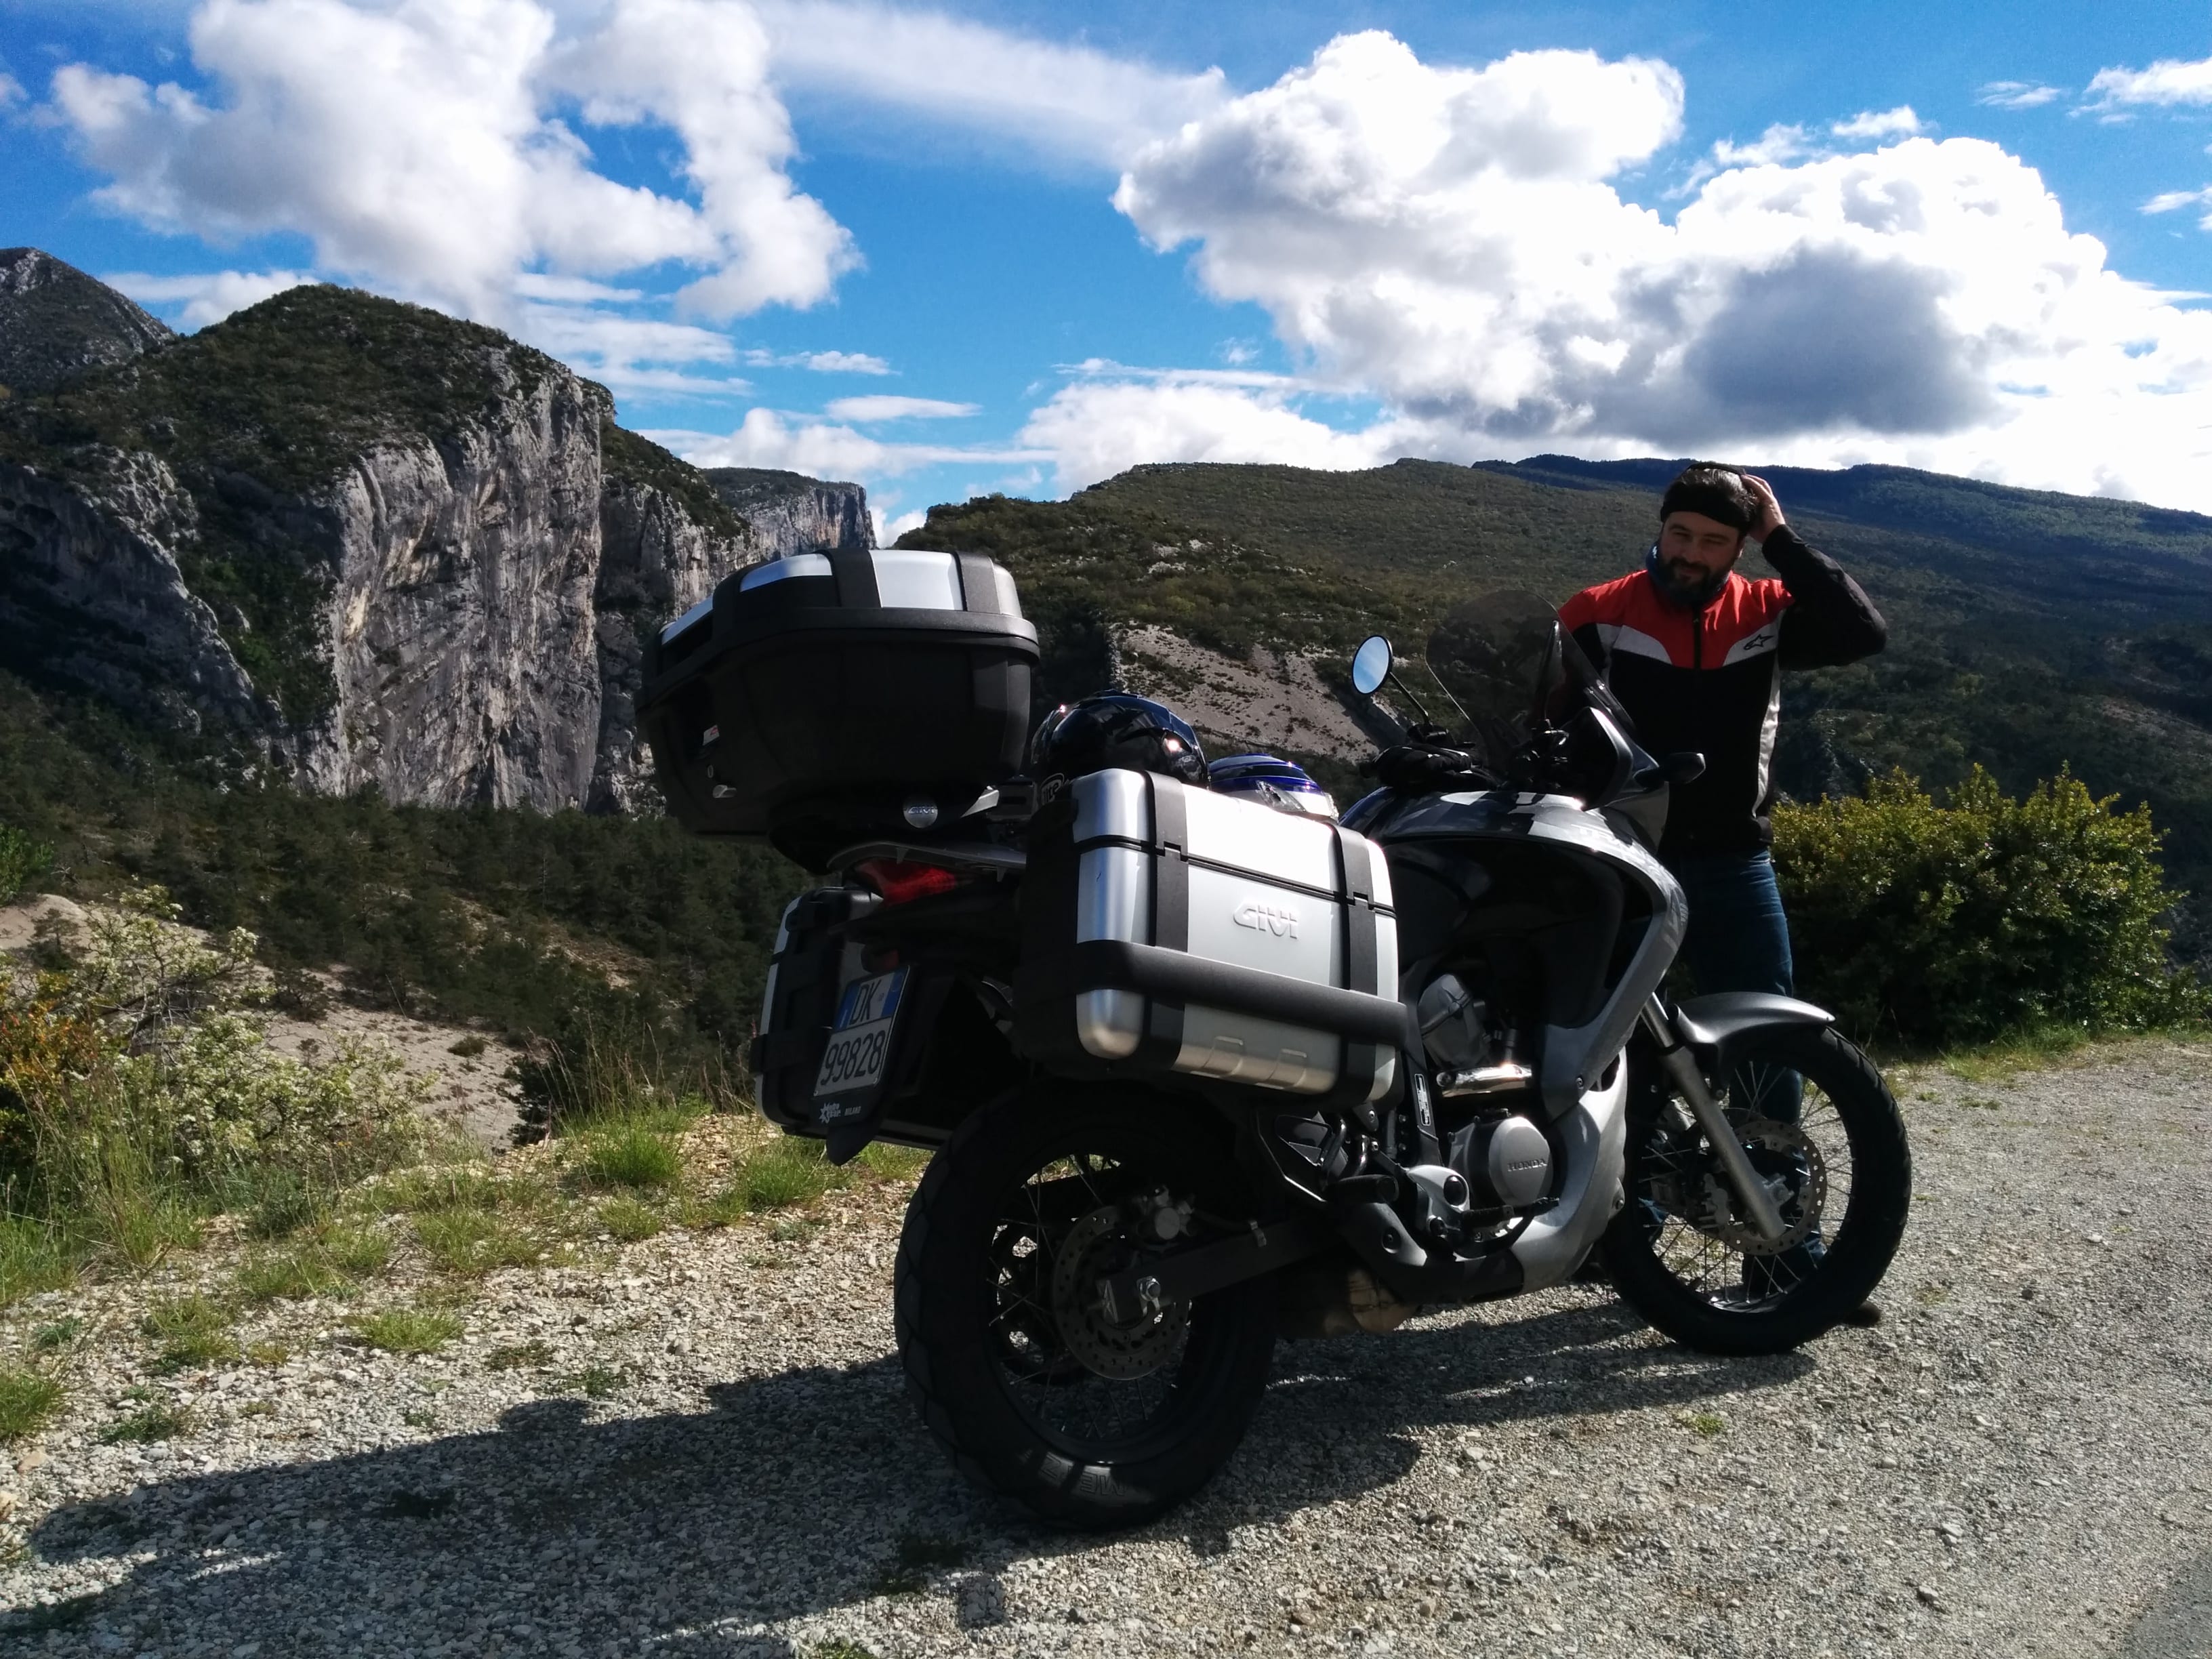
[1660,476,1753,532]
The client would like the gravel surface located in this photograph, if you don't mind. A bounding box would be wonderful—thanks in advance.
[3,1040,2209,1658]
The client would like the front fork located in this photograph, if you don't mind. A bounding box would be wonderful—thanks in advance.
[1637,996,1788,1243]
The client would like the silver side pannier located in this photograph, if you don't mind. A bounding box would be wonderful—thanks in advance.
[1015,768,1404,1104]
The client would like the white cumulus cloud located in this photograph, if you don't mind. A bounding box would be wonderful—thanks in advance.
[1092,30,2212,511]
[752,0,1226,169]
[2085,51,2212,110]
[743,348,894,375]
[104,266,310,326]
[659,407,1046,481]
[1977,81,2062,110]
[48,0,852,321]
[1019,372,1391,494]
[1831,106,1923,140]
[2144,186,2212,230]
[823,394,979,422]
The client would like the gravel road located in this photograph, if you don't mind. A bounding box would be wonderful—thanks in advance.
[4,1041,2209,1658]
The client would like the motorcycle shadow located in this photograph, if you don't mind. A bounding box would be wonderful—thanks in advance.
[14,1296,1807,1650]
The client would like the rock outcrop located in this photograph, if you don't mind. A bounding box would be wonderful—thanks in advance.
[0,268,865,813]
[0,248,173,394]
[592,437,756,813]
[0,449,263,733]
[703,467,871,559]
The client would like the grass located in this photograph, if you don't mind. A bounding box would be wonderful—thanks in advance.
[234,1250,347,1303]
[598,1196,663,1242]
[856,1142,930,1181]
[102,1193,202,1270]
[369,1164,534,1216]
[234,1223,392,1303]
[1940,1023,2097,1084]
[354,1306,464,1354]
[448,1034,489,1059]
[245,1340,289,1366]
[413,1209,548,1275]
[241,1172,334,1241]
[30,1315,85,1352]
[681,1185,750,1229]
[558,1364,624,1399]
[734,1139,842,1212]
[0,1368,65,1441]
[142,1294,239,1371]
[811,1643,883,1659]
[577,1123,683,1191]
[1685,1410,1727,1439]
[367,1164,556,1275]
[101,1401,192,1443]
[0,1216,83,1306]
[322,1225,393,1275]
[485,1340,553,1371]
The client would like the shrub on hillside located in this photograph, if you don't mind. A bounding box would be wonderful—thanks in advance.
[0,827,52,905]
[1772,767,2206,1048]
[1,885,431,1250]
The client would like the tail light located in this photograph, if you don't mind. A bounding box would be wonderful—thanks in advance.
[856,857,962,905]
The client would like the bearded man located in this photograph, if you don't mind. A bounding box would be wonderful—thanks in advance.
[1561,466,1887,1316]
[1560,464,1885,1001]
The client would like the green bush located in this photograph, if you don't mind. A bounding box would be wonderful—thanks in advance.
[0,826,52,905]
[1774,767,2207,1048]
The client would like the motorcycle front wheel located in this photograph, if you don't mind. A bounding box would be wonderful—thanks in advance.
[1602,1023,1911,1356]
[894,1082,1278,1530]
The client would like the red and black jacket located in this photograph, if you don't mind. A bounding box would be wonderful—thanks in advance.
[1559,526,1886,857]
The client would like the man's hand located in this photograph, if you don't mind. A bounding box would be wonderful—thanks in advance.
[1742,472,1786,541]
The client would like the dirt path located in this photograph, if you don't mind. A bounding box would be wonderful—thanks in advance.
[3,1041,2209,1658]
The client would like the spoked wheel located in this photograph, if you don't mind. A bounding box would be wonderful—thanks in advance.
[1602,1024,1911,1355]
[895,1084,1277,1529]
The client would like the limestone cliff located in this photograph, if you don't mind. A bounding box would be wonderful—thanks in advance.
[0,273,863,813]
[703,467,871,559]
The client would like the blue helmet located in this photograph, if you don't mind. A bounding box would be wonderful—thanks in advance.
[1206,753,1338,821]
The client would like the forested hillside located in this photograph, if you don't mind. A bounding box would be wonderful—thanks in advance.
[901,457,2212,960]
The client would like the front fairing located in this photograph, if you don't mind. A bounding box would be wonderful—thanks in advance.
[1348,783,1686,1120]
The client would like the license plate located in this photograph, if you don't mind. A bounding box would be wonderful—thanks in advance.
[814,968,909,1099]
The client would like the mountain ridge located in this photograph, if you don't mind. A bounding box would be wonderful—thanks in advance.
[0,264,869,813]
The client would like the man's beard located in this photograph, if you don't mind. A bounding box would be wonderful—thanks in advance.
[1651,554,1727,608]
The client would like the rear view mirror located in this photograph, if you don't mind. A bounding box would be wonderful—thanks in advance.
[1351,636,1393,697]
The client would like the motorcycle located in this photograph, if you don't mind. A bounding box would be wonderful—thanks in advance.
[664,567,1911,1531]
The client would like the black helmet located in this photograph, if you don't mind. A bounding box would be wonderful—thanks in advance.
[1031,693,1208,792]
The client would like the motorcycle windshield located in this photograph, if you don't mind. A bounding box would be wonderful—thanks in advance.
[1426,591,1634,775]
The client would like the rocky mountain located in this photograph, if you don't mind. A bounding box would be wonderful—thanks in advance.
[0,266,869,814]
[0,247,173,395]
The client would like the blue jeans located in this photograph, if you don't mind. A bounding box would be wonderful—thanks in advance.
[1668,851,1795,1001]
[1665,851,1816,1290]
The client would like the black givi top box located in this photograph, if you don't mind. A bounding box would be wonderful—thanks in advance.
[638,548,1038,869]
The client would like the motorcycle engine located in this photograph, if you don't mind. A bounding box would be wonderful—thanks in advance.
[1447,1113,1554,1212]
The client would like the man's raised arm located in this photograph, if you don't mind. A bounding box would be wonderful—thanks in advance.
[1743,473,1888,669]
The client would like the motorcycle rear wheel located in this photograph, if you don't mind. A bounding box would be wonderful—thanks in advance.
[1602,1023,1910,1355]
[894,1082,1277,1530]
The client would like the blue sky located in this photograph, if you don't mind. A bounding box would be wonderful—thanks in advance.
[3,1,2209,530]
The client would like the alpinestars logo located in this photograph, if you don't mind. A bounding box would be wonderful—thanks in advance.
[1233,900,1300,938]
